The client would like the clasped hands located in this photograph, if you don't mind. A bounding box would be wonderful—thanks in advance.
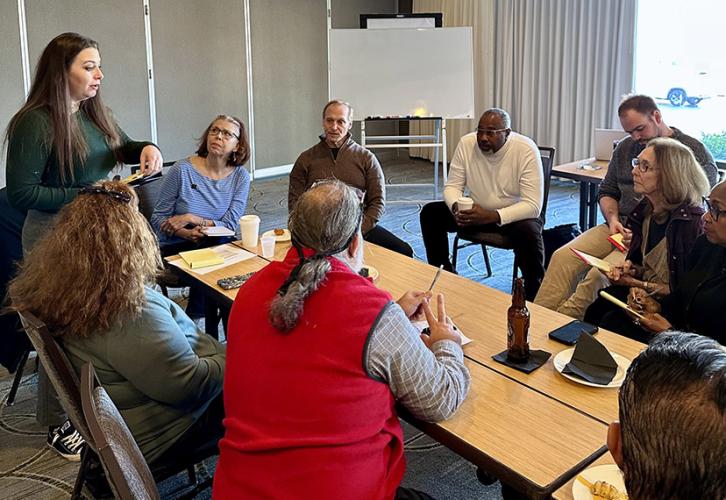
[397,291,462,348]
[453,203,500,227]
[625,285,672,334]
[160,213,206,242]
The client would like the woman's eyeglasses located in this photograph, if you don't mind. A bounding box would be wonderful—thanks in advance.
[208,126,239,140]
[631,157,653,173]
[704,197,723,221]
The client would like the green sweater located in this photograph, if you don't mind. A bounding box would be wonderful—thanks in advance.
[62,286,225,463]
[6,108,154,212]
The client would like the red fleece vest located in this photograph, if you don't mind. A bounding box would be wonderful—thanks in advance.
[213,248,404,499]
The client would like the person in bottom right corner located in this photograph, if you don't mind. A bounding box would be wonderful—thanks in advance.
[594,180,726,345]
[608,331,726,499]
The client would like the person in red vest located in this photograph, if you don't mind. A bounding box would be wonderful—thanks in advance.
[214,180,470,499]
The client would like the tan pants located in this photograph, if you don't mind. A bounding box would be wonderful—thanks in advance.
[535,223,625,320]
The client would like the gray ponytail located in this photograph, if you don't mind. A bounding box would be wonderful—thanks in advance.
[269,180,363,332]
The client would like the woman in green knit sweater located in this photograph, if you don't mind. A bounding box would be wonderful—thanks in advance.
[4,32,163,459]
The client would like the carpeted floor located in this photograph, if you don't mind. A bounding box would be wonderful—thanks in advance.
[0,156,590,499]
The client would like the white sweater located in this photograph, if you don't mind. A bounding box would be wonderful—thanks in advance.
[443,132,543,226]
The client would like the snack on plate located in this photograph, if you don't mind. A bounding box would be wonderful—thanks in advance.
[359,267,370,278]
[273,228,285,236]
[577,476,628,500]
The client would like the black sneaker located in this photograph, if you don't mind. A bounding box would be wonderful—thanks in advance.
[47,420,84,461]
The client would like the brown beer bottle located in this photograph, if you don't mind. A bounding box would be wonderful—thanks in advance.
[507,278,530,362]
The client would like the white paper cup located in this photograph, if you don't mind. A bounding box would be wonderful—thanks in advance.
[261,234,276,258]
[457,197,474,211]
[239,215,260,247]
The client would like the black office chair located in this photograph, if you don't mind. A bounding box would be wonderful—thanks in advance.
[126,162,184,296]
[451,146,556,287]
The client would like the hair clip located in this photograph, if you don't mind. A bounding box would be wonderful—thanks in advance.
[79,186,132,203]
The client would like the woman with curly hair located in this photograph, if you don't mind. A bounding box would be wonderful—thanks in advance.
[9,180,225,466]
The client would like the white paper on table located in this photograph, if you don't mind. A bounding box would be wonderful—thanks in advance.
[411,320,472,346]
[201,226,235,237]
[168,244,256,275]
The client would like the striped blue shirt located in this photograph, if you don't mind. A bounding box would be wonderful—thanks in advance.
[151,158,250,245]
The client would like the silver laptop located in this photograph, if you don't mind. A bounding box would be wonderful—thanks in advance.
[594,128,628,161]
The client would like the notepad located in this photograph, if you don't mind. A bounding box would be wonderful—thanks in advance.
[179,248,225,269]
[607,232,627,252]
[571,248,612,273]
[201,226,235,237]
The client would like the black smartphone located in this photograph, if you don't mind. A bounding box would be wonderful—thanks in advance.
[548,320,598,345]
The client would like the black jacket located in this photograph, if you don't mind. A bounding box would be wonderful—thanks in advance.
[659,235,726,345]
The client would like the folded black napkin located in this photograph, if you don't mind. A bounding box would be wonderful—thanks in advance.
[492,349,551,374]
[562,332,618,385]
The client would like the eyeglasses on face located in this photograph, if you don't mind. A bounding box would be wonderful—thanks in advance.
[476,128,508,138]
[704,197,723,221]
[631,157,653,173]
[208,126,239,140]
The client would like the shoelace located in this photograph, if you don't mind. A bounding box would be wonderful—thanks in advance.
[59,430,85,452]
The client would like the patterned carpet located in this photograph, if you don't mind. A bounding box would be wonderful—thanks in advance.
[0,156,588,499]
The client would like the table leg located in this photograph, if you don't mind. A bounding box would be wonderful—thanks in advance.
[204,300,220,339]
[588,183,598,229]
[579,182,588,232]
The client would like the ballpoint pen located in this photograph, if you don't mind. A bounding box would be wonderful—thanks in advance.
[427,265,444,292]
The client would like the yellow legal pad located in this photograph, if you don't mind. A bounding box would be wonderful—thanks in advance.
[179,248,224,269]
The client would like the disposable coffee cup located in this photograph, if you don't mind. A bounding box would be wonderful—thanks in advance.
[457,197,474,211]
[239,215,260,247]
[261,234,276,258]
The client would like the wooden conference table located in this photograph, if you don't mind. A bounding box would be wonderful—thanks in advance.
[552,158,609,232]
[168,240,644,498]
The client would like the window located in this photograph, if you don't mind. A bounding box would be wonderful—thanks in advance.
[634,0,726,161]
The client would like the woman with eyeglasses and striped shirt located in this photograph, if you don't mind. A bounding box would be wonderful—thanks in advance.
[151,115,251,255]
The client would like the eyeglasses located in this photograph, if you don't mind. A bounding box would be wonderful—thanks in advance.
[208,126,239,140]
[631,157,653,173]
[704,197,723,221]
[476,128,508,137]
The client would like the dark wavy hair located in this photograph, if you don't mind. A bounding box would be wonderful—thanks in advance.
[195,115,250,166]
[4,32,122,183]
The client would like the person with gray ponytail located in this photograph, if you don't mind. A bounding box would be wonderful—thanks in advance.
[216,180,471,499]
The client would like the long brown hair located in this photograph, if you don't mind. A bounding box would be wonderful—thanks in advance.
[9,181,162,338]
[4,32,121,183]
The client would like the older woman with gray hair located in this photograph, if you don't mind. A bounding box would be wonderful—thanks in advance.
[215,180,470,498]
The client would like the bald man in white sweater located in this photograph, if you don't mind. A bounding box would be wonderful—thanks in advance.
[420,108,545,300]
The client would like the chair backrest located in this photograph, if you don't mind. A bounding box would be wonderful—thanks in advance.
[537,146,556,225]
[81,362,160,500]
[17,310,93,444]
[130,161,175,222]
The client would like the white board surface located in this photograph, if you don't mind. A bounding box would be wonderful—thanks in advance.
[329,28,474,120]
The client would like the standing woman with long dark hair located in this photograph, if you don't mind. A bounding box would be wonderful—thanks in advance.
[4,32,163,460]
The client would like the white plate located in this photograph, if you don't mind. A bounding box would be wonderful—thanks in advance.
[572,464,626,500]
[262,229,291,242]
[201,226,235,237]
[553,348,629,388]
[360,265,379,282]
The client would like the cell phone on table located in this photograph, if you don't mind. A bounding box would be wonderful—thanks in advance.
[548,320,598,345]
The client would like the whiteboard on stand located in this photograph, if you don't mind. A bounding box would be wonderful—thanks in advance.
[329,28,475,120]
